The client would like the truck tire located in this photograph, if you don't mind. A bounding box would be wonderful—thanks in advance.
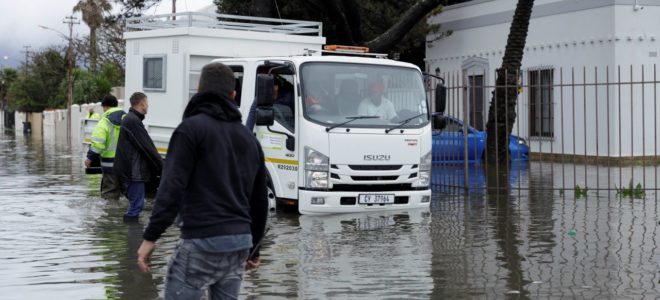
[267,177,276,211]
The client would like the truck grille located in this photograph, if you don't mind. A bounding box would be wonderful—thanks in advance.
[351,176,399,181]
[348,165,402,171]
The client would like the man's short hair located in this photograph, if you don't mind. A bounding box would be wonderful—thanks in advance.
[101,95,118,107]
[130,92,147,107]
[199,62,236,97]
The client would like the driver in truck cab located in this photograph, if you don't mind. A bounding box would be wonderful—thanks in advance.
[245,76,294,131]
[357,77,398,121]
[303,77,335,114]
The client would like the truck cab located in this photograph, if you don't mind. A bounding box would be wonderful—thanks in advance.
[219,55,432,214]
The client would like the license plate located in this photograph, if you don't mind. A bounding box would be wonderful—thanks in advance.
[358,194,395,204]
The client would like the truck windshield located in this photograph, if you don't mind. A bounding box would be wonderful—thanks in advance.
[300,62,429,129]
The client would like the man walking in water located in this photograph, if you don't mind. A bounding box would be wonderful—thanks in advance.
[113,92,163,222]
[85,95,125,200]
[137,62,268,299]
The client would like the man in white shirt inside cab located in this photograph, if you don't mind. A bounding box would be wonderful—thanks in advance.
[357,77,398,121]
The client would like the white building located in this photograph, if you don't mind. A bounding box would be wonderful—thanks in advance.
[426,0,660,158]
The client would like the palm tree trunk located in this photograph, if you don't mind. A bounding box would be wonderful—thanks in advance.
[484,0,535,166]
[89,27,98,73]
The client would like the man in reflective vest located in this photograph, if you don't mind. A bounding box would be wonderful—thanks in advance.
[85,95,126,200]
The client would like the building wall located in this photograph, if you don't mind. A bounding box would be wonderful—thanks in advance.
[426,0,660,157]
[613,4,660,157]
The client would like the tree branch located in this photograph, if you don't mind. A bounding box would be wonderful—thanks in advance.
[365,0,443,53]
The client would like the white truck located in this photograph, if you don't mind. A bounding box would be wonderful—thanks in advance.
[83,12,444,214]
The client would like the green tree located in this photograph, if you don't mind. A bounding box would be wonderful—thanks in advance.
[1,68,18,106]
[74,0,113,73]
[484,0,535,166]
[68,63,122,104]
[8,48,67,111]
[74,17,126,82]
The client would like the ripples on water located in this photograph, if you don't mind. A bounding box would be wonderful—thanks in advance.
[0,133,658,299]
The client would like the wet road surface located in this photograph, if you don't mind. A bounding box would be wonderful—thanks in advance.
[0,133,658,299]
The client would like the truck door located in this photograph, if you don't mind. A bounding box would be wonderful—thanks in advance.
[253,62,299,201]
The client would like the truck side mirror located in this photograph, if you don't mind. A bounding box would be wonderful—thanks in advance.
[435,82,447,114]
[256,74,274,107]
[256,107,274,126]
[286,136,295,152]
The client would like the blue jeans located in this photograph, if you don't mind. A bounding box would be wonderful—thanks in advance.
[125,181,145,217]
[165,237,251,300]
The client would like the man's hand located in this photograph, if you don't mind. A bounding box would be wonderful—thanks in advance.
[84,159,92,168]
[137,240,156,273]
[246,256,261,271]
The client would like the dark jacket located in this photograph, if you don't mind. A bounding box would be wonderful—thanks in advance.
[113,108,163,183]
[143,91,269,258]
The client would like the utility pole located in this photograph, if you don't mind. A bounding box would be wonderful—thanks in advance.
[20,46,31,76]
[63,15,80,143]
[172,0,176,20]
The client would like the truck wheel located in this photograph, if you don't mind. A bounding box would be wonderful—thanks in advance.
[267,181,276,211]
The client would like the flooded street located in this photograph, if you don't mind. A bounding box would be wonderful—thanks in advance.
[0,132,658,299]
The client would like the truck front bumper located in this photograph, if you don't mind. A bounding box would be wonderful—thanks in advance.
[298,189,431,215]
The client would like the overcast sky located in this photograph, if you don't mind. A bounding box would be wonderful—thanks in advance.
[0,0,212,68]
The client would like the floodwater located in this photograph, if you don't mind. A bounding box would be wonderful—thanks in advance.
[0,132,658,299]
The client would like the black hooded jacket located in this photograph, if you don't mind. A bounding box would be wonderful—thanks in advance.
[143,91,269,258]
[113,108,163,183]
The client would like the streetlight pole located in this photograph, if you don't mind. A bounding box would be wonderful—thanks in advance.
[63,16,80,143]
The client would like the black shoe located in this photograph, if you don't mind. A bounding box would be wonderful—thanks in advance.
[123,215,140,223]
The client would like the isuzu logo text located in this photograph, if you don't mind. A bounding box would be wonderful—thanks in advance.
[364,155,391,161]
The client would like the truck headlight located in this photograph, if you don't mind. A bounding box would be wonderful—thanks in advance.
[305,147,329,189]
[413,150,432,187]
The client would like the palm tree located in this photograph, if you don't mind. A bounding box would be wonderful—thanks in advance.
[484,0,535,165]
[74,0,112,73]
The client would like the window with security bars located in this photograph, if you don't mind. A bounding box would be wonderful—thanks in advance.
[528,68,554,138]
[143,56,165,91]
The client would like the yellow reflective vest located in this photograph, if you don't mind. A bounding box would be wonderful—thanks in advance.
[89,108,126,171]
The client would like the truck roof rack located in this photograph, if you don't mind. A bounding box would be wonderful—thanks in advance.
[126,12,323,36]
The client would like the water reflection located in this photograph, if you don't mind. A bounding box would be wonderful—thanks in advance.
[1,132,658,299]
[432,160,530,191]
[88,212,159,299]
[241,210,433,299]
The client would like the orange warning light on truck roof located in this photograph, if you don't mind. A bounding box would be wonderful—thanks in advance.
[323,45,370,53]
